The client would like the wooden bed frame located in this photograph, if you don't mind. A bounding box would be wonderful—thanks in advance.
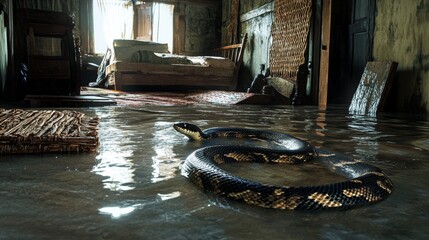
[106,34,247,91]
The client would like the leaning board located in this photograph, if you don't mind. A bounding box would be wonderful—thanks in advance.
[349,61,398,115]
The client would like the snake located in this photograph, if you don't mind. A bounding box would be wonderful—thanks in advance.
[174,122,393,210]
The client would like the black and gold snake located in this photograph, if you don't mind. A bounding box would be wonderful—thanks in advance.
[174,122,393,210]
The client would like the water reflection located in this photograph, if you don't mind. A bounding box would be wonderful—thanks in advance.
[92,147,135,191]
[157,191,181,201]
[347,114,379,160]
[92,112,136,192]
[151,122,182,183]
[315,111,327,137]
[99,205,138,219]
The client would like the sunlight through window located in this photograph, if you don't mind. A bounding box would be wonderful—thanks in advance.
[92,0,134,54]
[93,1,174,54]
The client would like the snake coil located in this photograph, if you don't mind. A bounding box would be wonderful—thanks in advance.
[174,122,393,210]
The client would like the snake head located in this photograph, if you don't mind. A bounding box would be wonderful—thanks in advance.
[173,122,206,140]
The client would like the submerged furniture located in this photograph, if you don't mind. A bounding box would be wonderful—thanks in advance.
[104,34,247,91]
[14,9,80,96]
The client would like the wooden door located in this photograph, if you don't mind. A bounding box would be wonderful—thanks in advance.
[345,0,375,103]
[135,3,153,41]
[326,0,375,104]
[318,0,332,108]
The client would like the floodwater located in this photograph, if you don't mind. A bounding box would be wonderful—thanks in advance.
[0,104,428,239]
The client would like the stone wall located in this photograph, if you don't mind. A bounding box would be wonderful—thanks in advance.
[373,0,429,113]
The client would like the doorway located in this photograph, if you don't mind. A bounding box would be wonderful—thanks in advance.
[323,0,375,105]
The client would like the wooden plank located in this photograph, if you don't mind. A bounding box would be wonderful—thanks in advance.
[136,0,218,6]
[119,73,234,86]
[214,33,246,66]
[174,3,186,54]
[240,2,274,22]
[107,62,234,77]
[135,3,152,41]
[7,0,15,98]
[28,59,70,79]
[349,61,398,115]
[87,0,94,54]
[214,43,242,50]
[318,0,332,108]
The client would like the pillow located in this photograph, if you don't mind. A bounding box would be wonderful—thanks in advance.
[203,56,235,69]
[111,39,169,62]
[130,51,193,65]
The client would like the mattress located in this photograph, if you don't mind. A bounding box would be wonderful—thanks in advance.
[106,61,235,78]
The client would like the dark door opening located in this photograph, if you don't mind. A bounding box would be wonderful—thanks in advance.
[328,0,375,105]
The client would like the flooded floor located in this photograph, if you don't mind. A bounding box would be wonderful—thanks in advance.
[0,104,428,239]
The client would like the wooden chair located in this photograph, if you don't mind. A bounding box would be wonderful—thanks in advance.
[214,33,247,88]
[14,9,80,96]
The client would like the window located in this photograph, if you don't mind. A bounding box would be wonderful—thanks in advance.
[92,0,134,54]
[93,1,174,54]
[152,3,174,53]
[135,2,174,53]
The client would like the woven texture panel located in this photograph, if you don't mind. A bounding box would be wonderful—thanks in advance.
[0,109,99,154]
[270,0,312,81]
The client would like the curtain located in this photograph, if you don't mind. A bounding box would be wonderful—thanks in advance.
[94,0,134,53]
[152,3,174,53]
[16,0,73,12]
[0,11,7,95]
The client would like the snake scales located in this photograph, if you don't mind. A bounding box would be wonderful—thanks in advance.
[174,123,393,210]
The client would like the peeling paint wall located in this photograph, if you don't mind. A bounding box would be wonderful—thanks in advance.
[185,4,219,55]
[373,0,429,113]
[222,0,274,91]
[240,11,273,91]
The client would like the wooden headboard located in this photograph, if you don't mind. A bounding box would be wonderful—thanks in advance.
[214,33,247,66]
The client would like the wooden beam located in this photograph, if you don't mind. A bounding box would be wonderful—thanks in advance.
[173,2,186,54]
[240,2,274,22]
[79,0,94,54]
[136,0,218,6]
[318,0,332,108]
[6,0,14,98]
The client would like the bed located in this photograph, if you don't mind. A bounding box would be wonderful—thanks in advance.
[102,35,246,91]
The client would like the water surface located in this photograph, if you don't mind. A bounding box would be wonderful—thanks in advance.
[0,105,428,239]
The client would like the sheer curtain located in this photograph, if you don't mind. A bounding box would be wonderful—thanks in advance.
[152,3,174,53]
[93,0,134,53]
